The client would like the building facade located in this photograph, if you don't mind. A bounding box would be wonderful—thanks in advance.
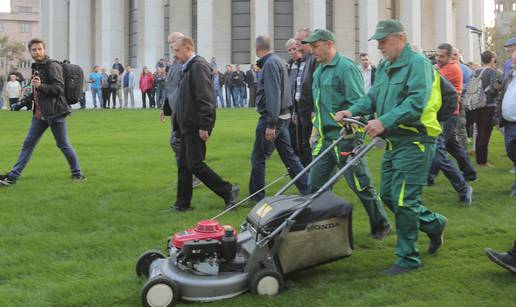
[495,0,516,35]
[40,0,485,72]
[0,0,40,77]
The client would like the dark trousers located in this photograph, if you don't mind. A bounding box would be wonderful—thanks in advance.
[176,130,232,208]
[141,90,155,109]
[110,88,117,108]
[9,117,82,179]
[9,98,19,110]
[290,109,313,167]
[249,115,309,200]
[428,128,468,196]
[470,106,495,164]
[504,122,516,190]
[101,88,110,108]
[225,86,233,108]
[249,85,257,107]
[429,116,477,181]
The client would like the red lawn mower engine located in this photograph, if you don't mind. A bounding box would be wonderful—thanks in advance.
[169,220,237,275]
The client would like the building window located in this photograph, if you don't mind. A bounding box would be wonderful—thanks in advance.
[0,22,4,32]
[17,6,32,13]
[326,0,333,31]
[164,0,170,59]
[20,23,31,33]
[231,0,251,64]
[273,0,293,60]
[192,0,197,47]
[128,0,138,68]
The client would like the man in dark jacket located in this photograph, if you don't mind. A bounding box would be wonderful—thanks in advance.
[0,38,85,186]
[293,28,318,166]
[249,35,309,201]
[161,32,202,194]
[245,65,256,107]
[171,36,239,211]
[112,58,124,75]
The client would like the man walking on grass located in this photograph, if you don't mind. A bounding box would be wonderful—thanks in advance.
[1,38,85,186]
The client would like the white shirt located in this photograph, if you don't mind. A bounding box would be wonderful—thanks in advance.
[6,80,21,98]
[502,71,516,122]
[360,65,373,93]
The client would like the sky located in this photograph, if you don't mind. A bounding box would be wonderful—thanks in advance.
[0,0,499,25]
[0,0,9,13]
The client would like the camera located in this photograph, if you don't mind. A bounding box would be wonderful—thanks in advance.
[11,96,33,111]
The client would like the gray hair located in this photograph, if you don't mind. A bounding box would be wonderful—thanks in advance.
[256,35,272,51]
[285,38,298,49]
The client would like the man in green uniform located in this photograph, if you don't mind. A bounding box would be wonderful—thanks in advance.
[302,29,391,240]
[336,20,448,275]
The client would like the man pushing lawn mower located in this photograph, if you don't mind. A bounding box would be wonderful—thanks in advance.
[336,19,448,275]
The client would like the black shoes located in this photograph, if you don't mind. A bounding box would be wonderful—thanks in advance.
[384,264,416,276]
[428,219,447,255]
[485,248,516,273]
[0,174,16,186]
[372,224,392,240]
[224,185,240,210]
[170,203,193,212]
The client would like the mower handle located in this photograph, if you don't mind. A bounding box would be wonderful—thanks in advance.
[274,117,368,196]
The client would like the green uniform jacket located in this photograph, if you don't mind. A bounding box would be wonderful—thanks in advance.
[348,43,441,145]
[312,52,365,140]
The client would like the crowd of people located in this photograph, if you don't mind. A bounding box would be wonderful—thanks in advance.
[1,19,516,276]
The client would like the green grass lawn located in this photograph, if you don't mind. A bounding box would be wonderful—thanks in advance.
[0,109,515,306]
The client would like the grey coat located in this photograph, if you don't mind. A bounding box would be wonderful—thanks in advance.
[256,53,293,129]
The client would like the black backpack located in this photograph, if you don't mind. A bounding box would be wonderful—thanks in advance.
[60,62,84,105]
[47,60,84,105]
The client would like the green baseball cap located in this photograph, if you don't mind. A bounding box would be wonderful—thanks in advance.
[301,29,336,44]
[369,19,405,41]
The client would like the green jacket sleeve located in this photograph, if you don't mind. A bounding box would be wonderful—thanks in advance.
[377,57,433,131]
[348,87,376,116]
[342,65,365,106]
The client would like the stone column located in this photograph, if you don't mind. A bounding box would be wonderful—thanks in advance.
[98,0,125,69]
[40,0,69,61]
[197,0,215,61]
[434,0,453,47]
[251,0,271,61]
[400,0,421,48]
[333,0,356,59]
[213,0,232,66]
[455,0,475,62]
[69,0,92,71]
[358,0,379,63]
[293,0,326,32]
[169,0,192,37]
[471,0,484,64]
[137,0,164,69]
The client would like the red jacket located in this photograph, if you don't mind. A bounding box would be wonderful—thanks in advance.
[139,73,154,93]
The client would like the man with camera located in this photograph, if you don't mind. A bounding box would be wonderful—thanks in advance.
[0,38,85,186]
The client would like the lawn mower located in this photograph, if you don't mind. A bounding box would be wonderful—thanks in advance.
[135,118,383,307]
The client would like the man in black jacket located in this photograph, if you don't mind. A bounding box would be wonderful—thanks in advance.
[0,38,85,186]
[292,28,318,166]
[171,36,239,211]
[249,35,309,201]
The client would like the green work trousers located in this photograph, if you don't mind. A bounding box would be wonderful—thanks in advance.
[380,140,447,269]
[309,137,390,235]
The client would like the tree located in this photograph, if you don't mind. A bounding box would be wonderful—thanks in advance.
[487,13,516,65]
[0,35,26,71]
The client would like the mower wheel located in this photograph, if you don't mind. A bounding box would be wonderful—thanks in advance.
[141,276,180,307]
[249,269,284,296]
[136,250,166,278]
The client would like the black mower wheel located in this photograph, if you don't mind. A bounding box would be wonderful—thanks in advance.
[249,269,284,296]
[141,276,180,307]
[136,250,166,278]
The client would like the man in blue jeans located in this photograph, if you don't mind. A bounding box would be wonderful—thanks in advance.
[249,35,309,201]
[0,38,85,186]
